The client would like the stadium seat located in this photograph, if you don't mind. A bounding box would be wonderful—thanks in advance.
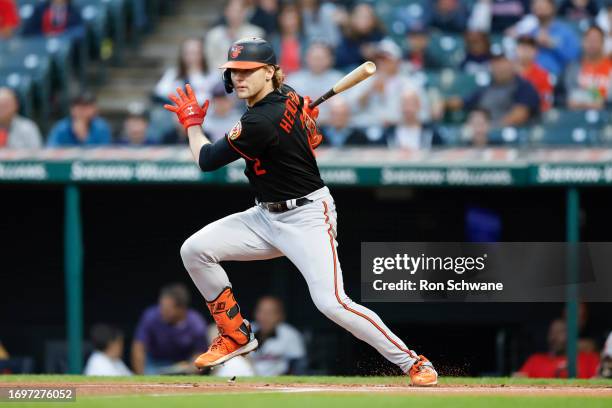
[529,124,599,146]
[426,33,465,68]
[542,108,607,129]
[487,127,529,146]
[425,69,488,97]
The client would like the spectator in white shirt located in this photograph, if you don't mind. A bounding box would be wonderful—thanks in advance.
[205,0,265,71]
[350,38,430,129]
[154,37,214,107]
[286,42,343,124]
[84,324,132,376]
[251,296,306,376]
[0,87,42,149]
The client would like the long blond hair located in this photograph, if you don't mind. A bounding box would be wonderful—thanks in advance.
[272,65,284,89]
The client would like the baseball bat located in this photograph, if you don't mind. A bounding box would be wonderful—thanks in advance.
[308,61,377,109]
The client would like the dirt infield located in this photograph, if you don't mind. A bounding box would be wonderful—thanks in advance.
[8,382,612,397]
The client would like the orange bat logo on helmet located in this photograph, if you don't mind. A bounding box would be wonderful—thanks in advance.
[230,45,244,59]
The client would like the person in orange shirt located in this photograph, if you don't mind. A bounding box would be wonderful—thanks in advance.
[515,319,600,379]
[515,35,554,112]
[565,26,612,110]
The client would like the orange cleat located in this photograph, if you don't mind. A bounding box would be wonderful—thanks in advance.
[194,320,258,369]
[409,355,438,386]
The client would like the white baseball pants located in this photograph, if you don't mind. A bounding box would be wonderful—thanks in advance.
[180,186,418,373]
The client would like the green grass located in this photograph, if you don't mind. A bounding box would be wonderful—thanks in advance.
[2,375,612,387]
[1,376,610,408]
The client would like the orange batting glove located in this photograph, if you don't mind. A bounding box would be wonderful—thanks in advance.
[163,84,210,130]
[302,96,323,149]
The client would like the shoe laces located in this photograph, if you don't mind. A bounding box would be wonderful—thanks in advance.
[209,335,231,353]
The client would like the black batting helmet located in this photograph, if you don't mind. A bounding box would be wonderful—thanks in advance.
[221,37,277,93]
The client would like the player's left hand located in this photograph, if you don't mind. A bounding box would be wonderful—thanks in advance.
[164,84,210,130]
[302,96,323,149]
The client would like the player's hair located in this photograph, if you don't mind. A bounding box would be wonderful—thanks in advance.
[90,324,123,352]
[272,65,284,90]
[160,283,191,308]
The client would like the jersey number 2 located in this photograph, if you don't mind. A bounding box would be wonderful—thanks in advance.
[254,159,267,176]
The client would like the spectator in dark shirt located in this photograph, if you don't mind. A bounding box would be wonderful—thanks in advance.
[405,24,445,70]
[461,31,493,74]
[47,92,112,147]
[0,0,19,38]
[320,97,370,147]
[131,283,207,375]
[335,3,384,69]
[558,0,600,23]
[21,0,84,41]
[250,0,279,35]
[515,35,553,111]
[427,0,469,33]
[447,52,541,127]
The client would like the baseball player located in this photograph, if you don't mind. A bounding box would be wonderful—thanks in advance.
[164,37,437,386]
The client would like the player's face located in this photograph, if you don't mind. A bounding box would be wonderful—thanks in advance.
[231,66,273,100]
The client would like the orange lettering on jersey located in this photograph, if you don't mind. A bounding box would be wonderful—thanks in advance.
[279,91,301,134]
[254,159,267,175]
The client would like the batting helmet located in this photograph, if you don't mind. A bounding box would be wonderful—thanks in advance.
[221,37,277,93]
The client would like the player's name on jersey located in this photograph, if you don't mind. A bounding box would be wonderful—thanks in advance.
[371,279,504,292]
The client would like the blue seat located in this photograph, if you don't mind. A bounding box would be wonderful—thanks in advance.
[529,124,599,146]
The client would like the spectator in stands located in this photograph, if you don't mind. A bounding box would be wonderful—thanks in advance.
[131,283,207,375]
[117,111,155,146]
[515,35,553,112]
[446,52,540,127]
[351,38,430,129]
[320,97,370,147]
[600,331,612,378]
[251,296,306,376]
[287,42,343,124]
[299,0,342,48]
[426,0,469,33]
[250,0,279,35]
[203,82,241,143]
[383,88,442,150]
[0,87,42,149]
[0,0,19,39]
[595,2,612,56]
[205,0,265,71]
[511,0,581,76]
[515,318,600,378]
[270,2,304,75]
[21,0,85,41]
[47,92,111,147]
[461,31,493,74]
[160,116,189,145]
[463,108,492,147]
[335,3,384,69]
[404,24,444,70]
[468,0,531,33]
[565,26,612,110]
[558,0,599,23]
[154,37,213,106]
[84,324,132,376]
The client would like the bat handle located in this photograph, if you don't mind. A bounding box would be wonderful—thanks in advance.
[308,89,336,109]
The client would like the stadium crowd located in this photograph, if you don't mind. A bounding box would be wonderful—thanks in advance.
[0,0,611,149]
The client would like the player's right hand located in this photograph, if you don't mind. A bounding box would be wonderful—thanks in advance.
[164,84,209,130]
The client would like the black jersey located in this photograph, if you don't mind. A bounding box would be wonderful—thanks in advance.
[225,84,325,202]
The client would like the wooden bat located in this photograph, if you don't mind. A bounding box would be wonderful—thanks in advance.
[308,61,377,109]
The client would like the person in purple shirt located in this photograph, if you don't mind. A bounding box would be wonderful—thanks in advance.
[46,92,112,147]
[131,283,208,375]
